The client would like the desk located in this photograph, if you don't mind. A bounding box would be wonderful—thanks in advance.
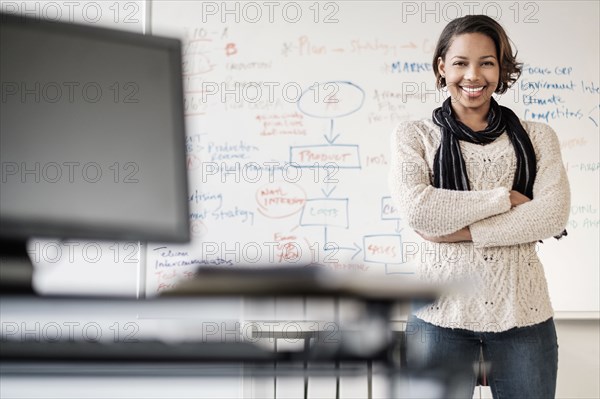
[1,267,460,398]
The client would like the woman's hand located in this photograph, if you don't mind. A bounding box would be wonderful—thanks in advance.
[416,227,472,243]
[509,190,531,207]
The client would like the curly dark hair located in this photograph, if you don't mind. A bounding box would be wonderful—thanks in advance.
[432,15,522,94]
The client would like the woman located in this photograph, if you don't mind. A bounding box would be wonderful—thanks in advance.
[389,15,570,398]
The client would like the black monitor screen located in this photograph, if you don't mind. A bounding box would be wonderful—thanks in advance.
[0,14,190,243]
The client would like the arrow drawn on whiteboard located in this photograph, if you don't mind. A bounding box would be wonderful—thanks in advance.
[350,242,362,260]
[587,104,600,127]
[323,119,340,144]
[321,185,337,198]
[396,220,403,233]
[323,227,362,260]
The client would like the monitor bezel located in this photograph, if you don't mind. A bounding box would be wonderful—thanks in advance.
[0,13,190,243]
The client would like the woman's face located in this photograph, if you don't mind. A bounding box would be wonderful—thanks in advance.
[438,33,500,118]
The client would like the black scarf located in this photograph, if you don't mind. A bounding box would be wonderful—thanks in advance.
[432,97,566,240]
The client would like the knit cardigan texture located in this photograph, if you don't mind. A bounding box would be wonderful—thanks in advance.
[389,119,570,332]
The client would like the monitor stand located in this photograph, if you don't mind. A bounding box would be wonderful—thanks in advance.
[0,238,34,293]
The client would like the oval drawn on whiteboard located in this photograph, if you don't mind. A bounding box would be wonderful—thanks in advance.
[297,81,365,119]
[190,220,208,237]
[255,182,307,219]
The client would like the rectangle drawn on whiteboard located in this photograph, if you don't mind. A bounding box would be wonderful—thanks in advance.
[300,198,349,228]
[289,144,361,169]
[381,196,402,220]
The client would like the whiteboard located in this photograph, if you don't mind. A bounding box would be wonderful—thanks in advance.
[147,1,599,313]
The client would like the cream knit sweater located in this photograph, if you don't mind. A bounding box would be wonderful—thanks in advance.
[389,119,570,332]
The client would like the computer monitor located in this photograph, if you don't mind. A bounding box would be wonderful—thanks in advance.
[0,14,190,289]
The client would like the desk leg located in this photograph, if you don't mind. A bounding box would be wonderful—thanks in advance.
[274,338,277,399]
[367,360,373,399]
[335,360,340,399]
[304,337,309,399]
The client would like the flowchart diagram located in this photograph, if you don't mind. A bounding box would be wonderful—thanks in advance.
[293,81,410,273]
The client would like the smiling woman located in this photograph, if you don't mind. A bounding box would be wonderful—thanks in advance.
[389,15,571,399]
[437,32,500,127]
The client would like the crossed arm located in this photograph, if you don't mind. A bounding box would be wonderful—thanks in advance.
[417,190,531,243]
[388,121,570,248]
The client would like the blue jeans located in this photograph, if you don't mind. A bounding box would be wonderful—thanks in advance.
[405,316,558,399]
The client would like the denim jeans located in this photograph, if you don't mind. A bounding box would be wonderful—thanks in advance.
[405,315,558,399]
